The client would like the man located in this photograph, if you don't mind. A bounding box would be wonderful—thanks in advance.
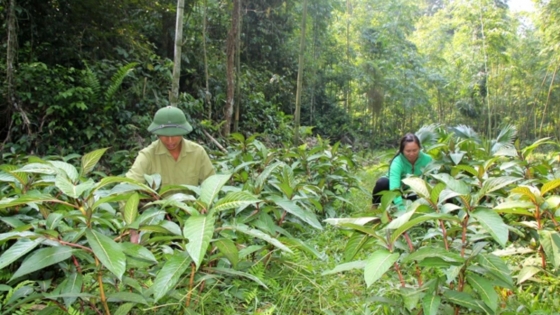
[126,106,215,186]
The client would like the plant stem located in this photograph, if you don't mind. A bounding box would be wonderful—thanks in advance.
[402,232,423,285]
[535,205,542,229]
[539,245,547,269]
[403,232,414,251]
[460,215,469,257]
[72,255,82,273]
[394,262,406,287]
[95,257,111,315]
[56,239,94,253]
[186,262,195,307]
[439,219,450,250]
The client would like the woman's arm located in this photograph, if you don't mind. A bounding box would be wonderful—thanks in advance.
[388,155,405,209]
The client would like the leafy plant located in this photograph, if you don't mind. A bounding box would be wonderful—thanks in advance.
[323,125,560,314]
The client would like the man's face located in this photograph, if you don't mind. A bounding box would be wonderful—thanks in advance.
[158,135,183,153]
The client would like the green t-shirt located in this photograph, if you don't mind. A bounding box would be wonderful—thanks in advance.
[388,151,432,208]
[126,139,215,186]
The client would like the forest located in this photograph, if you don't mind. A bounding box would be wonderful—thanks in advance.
[1,0,560,314]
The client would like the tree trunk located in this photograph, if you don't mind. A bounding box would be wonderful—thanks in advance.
[345,0,352,115]
[233,0,242,133]
[203,0,212,119]
[293,0,308,144]
[224,0,239,137]
[2,0,30,149]
[170,0,185,107]
[539,64,558,137]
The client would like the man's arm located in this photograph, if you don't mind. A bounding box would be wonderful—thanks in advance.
[126,151,151,183]
[198,150,216,184]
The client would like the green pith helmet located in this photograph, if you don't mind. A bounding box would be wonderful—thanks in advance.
[147,106,193,136]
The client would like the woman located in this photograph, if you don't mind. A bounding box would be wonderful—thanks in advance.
[372,133,432,210]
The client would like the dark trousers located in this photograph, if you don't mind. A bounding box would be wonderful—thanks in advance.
[372,177,389,204]
[372,177,417,205]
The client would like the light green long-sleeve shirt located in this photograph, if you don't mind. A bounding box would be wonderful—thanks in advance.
[126,139,215,186]
[389,151,432,208]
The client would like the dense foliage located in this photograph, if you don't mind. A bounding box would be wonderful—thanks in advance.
[2,125,560,314]
[0,135,361,314]
[326,125,560,314]
[2,0,559,156]
[2,0,560,313]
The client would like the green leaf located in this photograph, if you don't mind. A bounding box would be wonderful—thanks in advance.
[86,229,126,280]
[46,213,64,230]
[122,243,158,264]
[453,164,478,177]
[467,274,499,312]
[449,152,465,165]
[417,257,457,268]
[344,232,370,262]
[208,267,268,288]
[494,200,534,211]
[321,260,366,275]
[10,246,74,280]
[105,62,138,101]
[391,213,460,244]
[123,193,139,225]
[541,178,560,196]
[510,186,539,203]
[443,290,484,312]
[48,161,79,182]
[323,217,379,226]
[539,230,560,269]
[477,254,514,289]
[226,223,293,254]
[0,216,25,228]
[81,148,109,175]
[184,214,215,270]
[364,249,399,287]
[272,197,323,230]
[0,192,61,210]
[114,303,134,315]
[422,294,441,315]
[521,137,553,157]
[430,182,446,205]
[55,176,95,198]
[0,238,44,269]
[199,174,232,208]
[402,177,430,199]
[95,176,156,194]
[402,247,464,265]
[0,171,18,183]
[106,292,148,305]
[479,177,519,197]
[386,211,415,230]
[152,251,191,303]
[211,191,260,213]
[471,209,509,248]
[431,173,470,195]
[214,238,239,269]
[15,163,56,175]
[0,231,38,242]
[59,272,83,307]
[400,287,422,312]
[517,266,541,284]
[255,162,283,190]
